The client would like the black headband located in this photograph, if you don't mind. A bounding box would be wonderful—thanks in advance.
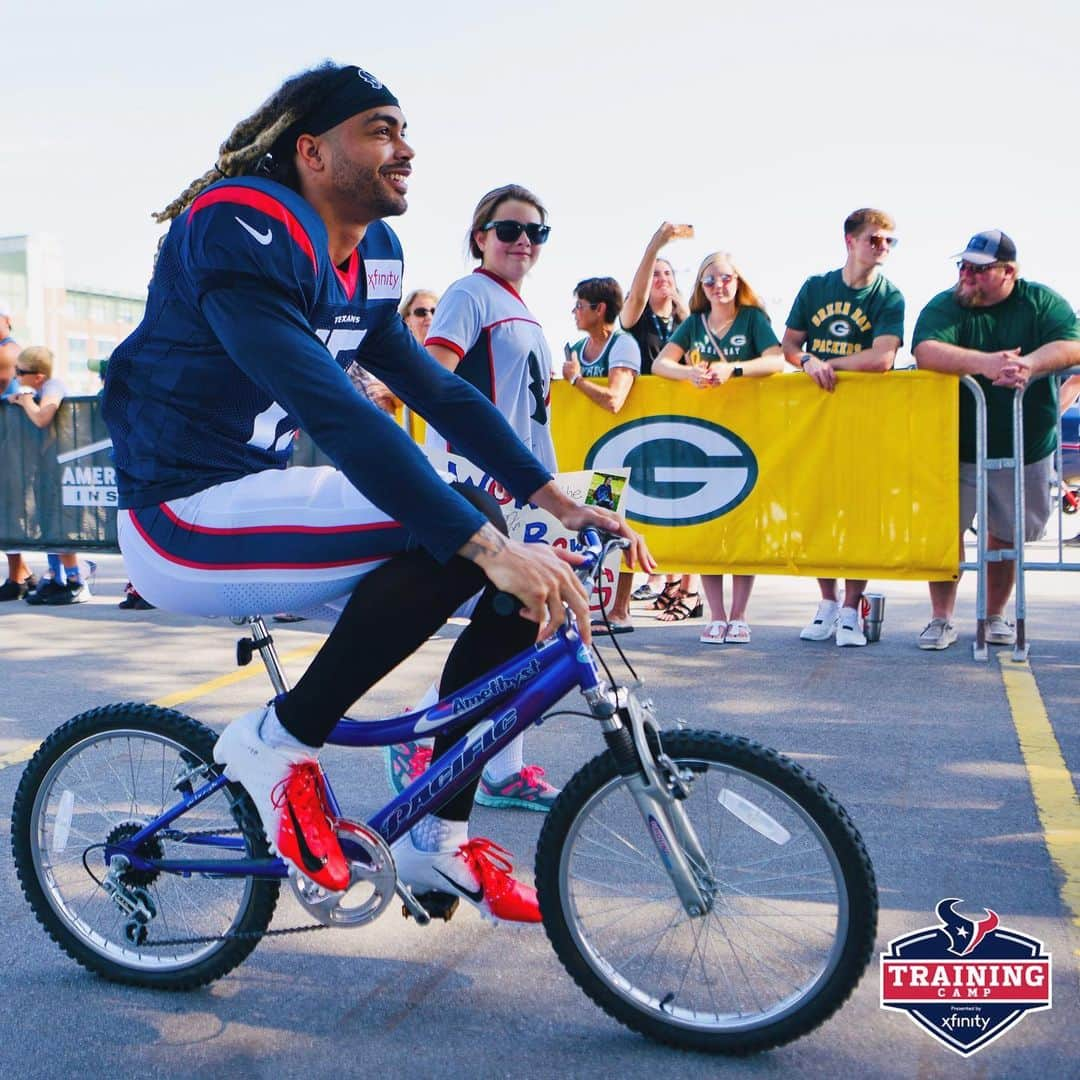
[271,66,399,160]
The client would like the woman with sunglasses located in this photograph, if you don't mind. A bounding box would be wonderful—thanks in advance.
[653,252,784,642]
[390,184,558,812]
[400,289,439,344]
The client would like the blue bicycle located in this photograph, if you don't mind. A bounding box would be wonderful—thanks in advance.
[11,529,877,1054]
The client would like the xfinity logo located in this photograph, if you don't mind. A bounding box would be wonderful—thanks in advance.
[365,259,402,300]
[585,415,757,526]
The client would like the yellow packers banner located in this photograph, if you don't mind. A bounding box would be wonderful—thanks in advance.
[552,371,959,581]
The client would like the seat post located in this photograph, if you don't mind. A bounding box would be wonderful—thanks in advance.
[249,616,291,696]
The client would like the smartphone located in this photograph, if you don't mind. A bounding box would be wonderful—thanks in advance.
[671,224,694,239]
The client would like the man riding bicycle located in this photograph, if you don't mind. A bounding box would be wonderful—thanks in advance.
[101,62,652,922]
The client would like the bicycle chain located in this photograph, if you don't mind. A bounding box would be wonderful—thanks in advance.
[126,828,333,947]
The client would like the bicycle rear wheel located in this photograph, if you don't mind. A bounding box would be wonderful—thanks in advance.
[536,730,877,1053]
[11,703,279,989]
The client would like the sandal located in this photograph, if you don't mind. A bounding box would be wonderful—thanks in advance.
[657,592,704,622]
[725,619,751,644]
[649,581,681,611]
[700,620,727,644]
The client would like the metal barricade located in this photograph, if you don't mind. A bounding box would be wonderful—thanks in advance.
[959,376,990,660]
[1006,365,1080,661]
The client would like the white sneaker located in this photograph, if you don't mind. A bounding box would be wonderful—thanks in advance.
[392,834,541,923]
[213,705,315,855]
[835,607,867,647]
[985,614,1017,646]
[918,618,958,650]
[800,600,839,641]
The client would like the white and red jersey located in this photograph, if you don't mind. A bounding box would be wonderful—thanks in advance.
[424,269,557,474]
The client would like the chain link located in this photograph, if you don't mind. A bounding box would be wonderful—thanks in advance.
[134,829,333,947]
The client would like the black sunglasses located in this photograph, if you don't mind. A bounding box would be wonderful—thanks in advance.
[14,367,35,376]
[482,220,551,245]
[410,307,436,317]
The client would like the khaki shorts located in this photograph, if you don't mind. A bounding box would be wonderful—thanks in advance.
[959,455,1053,544]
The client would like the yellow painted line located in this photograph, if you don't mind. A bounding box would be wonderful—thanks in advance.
[998,655,1080,946]
[151,642,322,708]
[0,641,323,770]
[0,743,39,768]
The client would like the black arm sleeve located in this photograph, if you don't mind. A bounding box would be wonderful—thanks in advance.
[199,284,488,564]
[356,314,553,500]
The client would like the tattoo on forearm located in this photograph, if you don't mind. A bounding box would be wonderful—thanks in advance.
[460,522,507,563]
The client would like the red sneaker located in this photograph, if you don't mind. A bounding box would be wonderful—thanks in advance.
[272,762,350,892]
[458,838,542,923]
[394,835,542,923]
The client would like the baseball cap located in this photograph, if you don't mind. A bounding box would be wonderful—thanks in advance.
[952,229,1017,265]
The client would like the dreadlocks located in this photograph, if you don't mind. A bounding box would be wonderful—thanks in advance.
[152,62,346,223]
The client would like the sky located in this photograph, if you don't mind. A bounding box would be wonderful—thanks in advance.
[3,0,1078,364]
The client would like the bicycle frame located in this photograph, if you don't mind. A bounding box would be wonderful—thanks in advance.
[106,621,607,881]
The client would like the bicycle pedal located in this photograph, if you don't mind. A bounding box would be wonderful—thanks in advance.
[403,890,460,923]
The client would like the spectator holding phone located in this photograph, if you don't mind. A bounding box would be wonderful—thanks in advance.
[621,222,693,607]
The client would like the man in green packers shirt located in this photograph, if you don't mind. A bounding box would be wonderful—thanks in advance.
[913,229,1080,651]
[782,208,905,648]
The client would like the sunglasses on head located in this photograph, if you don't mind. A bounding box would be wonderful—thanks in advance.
[957,261,1002,276]
[14,367,35,376]
[482,220,551,245]
[867,234,899,250]
[701,273,735,287]
[410,307,435,317]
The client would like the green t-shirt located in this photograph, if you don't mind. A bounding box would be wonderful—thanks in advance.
[667,307,780,366]
[786,269,905,360]
[912,279,1080,463]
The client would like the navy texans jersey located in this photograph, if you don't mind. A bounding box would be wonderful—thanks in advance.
[103,177,550,563]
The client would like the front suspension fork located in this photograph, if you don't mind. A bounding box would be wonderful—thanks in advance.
[588,686,714,917]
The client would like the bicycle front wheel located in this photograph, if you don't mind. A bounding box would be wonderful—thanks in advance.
[536,730,877,1054]
[11,704,280,989]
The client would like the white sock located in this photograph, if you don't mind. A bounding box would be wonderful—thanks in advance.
[839,606,859,629]
[483,733,525,784]
[259,704,309,752]
[410,814,468,852]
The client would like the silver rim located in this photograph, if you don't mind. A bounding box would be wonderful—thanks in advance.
[558,757,849,1033]
[29,728,258,971]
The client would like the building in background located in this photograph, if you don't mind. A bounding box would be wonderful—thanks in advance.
[0,234,144,394]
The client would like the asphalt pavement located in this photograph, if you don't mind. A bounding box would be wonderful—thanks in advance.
[0,553,1077,1079]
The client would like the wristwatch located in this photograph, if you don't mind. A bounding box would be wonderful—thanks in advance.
[732,365,743,378]
[799,354,814,369]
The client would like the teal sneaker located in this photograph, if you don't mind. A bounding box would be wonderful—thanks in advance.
[384,741,433,796]
[475,765,559,812]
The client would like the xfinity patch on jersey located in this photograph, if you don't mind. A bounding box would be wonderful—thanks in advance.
[880,898,1052,1057]
[364,260,403,300]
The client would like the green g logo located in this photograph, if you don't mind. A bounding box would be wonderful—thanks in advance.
[585,416,758,526]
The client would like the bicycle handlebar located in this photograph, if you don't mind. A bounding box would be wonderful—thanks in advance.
[491,528,629,617]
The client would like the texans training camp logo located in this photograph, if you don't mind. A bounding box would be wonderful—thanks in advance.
[880,898,1052,1057]
[584,415,757,526]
